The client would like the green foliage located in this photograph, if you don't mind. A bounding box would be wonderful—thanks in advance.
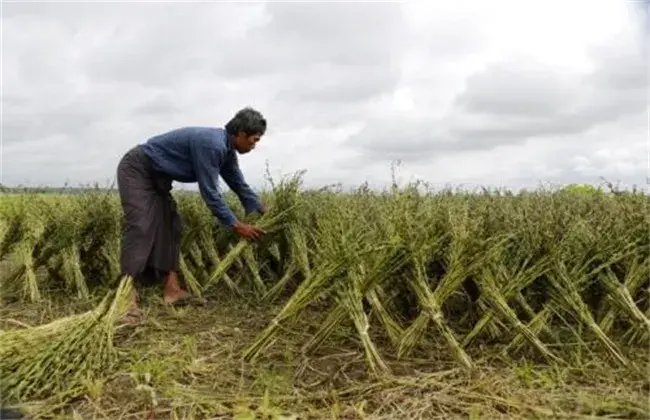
[0,173,648,384]
[560,183,605,196]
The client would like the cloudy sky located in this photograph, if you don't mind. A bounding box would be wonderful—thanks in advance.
[2,0,648,192]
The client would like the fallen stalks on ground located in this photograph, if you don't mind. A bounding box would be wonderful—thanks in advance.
[0,276,134,404]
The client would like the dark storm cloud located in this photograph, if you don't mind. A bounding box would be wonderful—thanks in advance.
[585,40,647,91]
[210,2,407,115]
[348,26,646,165]
[442,42,645,149]
[3,1,644,190]
[213,1,407,130]
[1,1,408,187]
[274,63,400,104]
[82,4,256,87]
[453,60,577,117]
[72,1,406,100]
[213,2,405,74]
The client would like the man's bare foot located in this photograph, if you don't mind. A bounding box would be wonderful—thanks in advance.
[163,271,190,305]
[163,289,190,305]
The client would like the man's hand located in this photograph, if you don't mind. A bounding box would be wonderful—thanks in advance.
[232,221,265,241]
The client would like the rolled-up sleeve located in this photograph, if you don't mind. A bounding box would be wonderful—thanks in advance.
[189,139,238,227]
[220,152,263,214]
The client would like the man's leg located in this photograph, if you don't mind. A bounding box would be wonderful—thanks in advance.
[163,270,189,304]
[163,192,190,304]
[116,147,159,324]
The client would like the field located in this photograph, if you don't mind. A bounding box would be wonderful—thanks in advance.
[0,174,649,419]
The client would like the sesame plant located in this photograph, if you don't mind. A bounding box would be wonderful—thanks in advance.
[0,174,648,416]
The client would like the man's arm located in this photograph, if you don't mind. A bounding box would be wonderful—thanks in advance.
[220,151,264,214]
[189,139,239,228]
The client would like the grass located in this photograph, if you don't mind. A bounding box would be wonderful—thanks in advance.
[1,289,648,419]
[0,173,649,418]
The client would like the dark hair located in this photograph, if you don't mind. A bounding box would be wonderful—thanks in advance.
[225,107,267,136]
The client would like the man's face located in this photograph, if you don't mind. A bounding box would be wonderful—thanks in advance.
[234,132,261,154]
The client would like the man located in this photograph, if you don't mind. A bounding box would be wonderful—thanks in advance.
[116,107,268,323]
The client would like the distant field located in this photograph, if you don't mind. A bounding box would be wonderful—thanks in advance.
[0,177,648,418]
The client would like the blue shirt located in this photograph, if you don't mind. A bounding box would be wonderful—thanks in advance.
[140,126,262,227]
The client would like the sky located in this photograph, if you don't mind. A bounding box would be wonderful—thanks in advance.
[2,0,648,193]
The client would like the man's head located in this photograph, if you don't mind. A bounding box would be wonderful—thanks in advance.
[225,107,267,154]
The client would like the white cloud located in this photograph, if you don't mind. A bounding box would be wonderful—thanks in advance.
[2,0,646,191]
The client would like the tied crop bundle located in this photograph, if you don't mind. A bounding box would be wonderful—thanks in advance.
[203,207,295,288]
[202,181,303,294]
[0,276,134,403]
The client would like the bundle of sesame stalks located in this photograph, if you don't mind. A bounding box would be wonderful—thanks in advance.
[202,204,300,293]
[0,275,134,403]
[0,173,648,378]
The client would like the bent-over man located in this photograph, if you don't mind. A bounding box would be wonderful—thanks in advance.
[116,107,268,323]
